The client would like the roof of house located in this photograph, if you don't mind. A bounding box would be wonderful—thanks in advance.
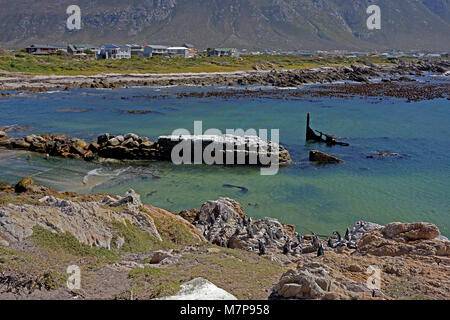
[102,44,120,49]
[211,48,236,52]
[184,43,195,48]
[145,45,169,49]
[27,44,66,49]
[126,44,143,49]
[167,47,188,50]
[69,44,98,49]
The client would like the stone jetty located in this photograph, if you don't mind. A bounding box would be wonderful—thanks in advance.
[0,131,291,166]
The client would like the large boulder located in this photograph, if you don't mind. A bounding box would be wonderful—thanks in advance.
[350,221,383,242]
[309,150,343,164]
[357,222,449,257]
[157,278,237,300]
[381,222,440,241]
[271,261,373,300]
[14,177,36,193]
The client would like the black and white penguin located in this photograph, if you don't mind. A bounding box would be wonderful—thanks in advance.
[317,243,325,257]
[258,239,266,255]
[333,231,342,242]
[283,239,291,255]
[327,237,337,248]
[210,213,216,225]
[346,241,357,249]
[311,232,320,250]
[344,228,351,241]
[294,232,304,244]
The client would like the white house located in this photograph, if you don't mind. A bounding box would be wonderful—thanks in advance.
[167,47,190,58]
[97,44,131,60]
[141,45,169,57]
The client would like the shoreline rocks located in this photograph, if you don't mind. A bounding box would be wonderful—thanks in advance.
[0,58,448,93]
[0,131,291,167]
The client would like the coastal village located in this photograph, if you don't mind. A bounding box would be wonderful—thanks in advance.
[24,43,239,59]
[22,43,448,60]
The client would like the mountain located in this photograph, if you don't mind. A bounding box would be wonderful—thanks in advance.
[1,0,449,50]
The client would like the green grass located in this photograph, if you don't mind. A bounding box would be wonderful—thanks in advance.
[152,214,198,247]
[0,194,42,207]
[127,245,288,300]
[384,279,434,300]
[31,225,119,262]
[112,220,163,253]
[0,50,395,76]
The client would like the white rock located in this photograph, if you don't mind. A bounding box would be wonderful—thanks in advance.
[156,278,237,300]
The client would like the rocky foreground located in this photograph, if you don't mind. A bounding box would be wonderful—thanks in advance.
[0,58,448,93]
[0,179,448,300]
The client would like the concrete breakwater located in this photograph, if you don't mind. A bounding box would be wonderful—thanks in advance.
[0,130,291,166]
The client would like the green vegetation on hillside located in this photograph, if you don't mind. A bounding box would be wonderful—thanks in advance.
[31,225,119,262]
[127,245,289,300]
[0,51,393,76]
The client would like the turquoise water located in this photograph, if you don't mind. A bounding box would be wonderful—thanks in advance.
[0,84,449,237]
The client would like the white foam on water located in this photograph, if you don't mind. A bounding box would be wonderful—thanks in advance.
[82,166,132,185]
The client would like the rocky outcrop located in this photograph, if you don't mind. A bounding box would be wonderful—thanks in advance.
[366,151,404,159]
[14,177,36,193]
[237,66,378,87]
[349,221,383,242]
[149,250,179,265]
[309,150,344,164]
[357,222,449,257]
[271,261,377,300]
[0,188,161,248]
[157,278,237,300]
[0,131,291,167]
[381,222,440,241]
[157,135,291,166]
[188,198,301,257]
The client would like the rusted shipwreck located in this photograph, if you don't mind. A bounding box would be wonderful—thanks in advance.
[306,113,349,146]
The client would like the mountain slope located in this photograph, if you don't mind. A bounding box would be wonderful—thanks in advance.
[0,0,449,50]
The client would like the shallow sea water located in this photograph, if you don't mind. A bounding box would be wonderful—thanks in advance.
[0,82,448,236]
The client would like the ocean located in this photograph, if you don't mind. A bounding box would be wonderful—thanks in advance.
[0,82,449,237]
